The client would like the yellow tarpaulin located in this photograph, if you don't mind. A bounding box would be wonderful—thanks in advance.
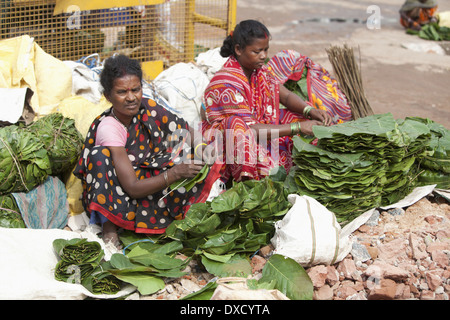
[54,0,166,14]
[0,35,72,116]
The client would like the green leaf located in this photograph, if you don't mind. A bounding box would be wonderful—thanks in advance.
[201,254,251,278]
[259,254,313,300]
[112,272,165,295]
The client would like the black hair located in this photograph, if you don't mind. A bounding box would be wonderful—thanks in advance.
[100,54,143,96]
[220,19,271,58]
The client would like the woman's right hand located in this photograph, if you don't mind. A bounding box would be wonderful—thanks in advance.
[169,162,205,181]
[300,120,324,136]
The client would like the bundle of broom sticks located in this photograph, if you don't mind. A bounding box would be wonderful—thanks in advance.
[326,44,374,120]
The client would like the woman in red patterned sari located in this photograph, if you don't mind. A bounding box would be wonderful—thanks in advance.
[202,20,346,184]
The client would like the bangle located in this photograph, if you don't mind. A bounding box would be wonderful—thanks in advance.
[290,122,301,135]
[194,143,207,157]
[303,105,313,118]
[163,170,169,188]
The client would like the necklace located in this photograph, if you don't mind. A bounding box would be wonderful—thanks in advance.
[111,109,128,130]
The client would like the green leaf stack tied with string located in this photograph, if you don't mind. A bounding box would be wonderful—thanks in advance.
[0,124,51,195]
[0,113,83,194]
[288,113,432,224]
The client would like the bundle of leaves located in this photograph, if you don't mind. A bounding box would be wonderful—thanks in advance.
[0,113,83,195]
[0,195,25,228]
[0,125,51,195]
[28,113,84,176]
[53,238,123,295]
[53,237,190,296]
[410,117,450,189]
[288,114,432,223]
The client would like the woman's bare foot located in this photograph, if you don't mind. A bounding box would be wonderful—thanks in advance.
[102,221,122,250]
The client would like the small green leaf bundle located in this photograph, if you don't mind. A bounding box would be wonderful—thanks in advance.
[53,238,108,290]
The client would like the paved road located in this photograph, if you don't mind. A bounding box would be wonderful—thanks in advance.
[235,0,450,128]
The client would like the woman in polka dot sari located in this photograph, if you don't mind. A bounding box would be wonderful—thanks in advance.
[74,55,220,246]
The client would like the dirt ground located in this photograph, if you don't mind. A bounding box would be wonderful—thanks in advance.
[236,0,450,129]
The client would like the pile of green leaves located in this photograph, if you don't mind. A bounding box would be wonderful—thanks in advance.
[53,238,190,296]
[165,178,290,277]
[28,113,83,176]
[0,113,83,195]
[410,117,450,189]
[0,195,25,228]
[287,114,432,223]
[406,23,450,41]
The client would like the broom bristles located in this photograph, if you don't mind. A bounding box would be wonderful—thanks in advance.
[326,44,374,119]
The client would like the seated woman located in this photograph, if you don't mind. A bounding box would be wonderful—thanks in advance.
[201,19,352,184]
[74,55,220,247]
[400,0,438,31]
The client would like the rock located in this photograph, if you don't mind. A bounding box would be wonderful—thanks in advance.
[307,265,328,288]
[368,279,397,300]
[431,250,449,268]
[337,258,359,281]
[425,271,443,291]
[326,266,340,286]
[351,242,372,262]
[409,233,429,261]
[378,238,408,261]
[366,246,379,260]
[365,209,380,226]
[180,278,202,294]
[259,244,274,258]
[364,260,409,282]
[251,255,267,273]
[387,208,404,216]
[314,284,334,300]
[336,285,358,300]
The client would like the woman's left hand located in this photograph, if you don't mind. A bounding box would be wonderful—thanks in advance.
[309,108,333,126]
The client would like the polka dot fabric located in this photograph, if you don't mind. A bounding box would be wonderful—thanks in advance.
[74,98,219,234]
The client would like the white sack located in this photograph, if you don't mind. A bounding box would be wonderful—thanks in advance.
[271,194,352,267]
[152,62,210,127]
[0,227,134,300]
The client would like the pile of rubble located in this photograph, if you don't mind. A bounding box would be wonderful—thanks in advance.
[291,195,449,300]
[127,195,449,300]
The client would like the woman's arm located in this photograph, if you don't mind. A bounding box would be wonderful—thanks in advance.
[108,146,204,199]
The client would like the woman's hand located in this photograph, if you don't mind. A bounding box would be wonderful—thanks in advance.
[170,162,205,181]
[308,108,333,126]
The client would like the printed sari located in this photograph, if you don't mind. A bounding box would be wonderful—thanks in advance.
[74,97,220,234]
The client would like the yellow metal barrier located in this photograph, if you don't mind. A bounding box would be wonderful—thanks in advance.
[1,0,236,80]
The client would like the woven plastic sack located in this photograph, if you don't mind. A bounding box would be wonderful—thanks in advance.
[271,194,352,267]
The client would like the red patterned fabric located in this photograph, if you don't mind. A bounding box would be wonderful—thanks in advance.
[268,50,352,124]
